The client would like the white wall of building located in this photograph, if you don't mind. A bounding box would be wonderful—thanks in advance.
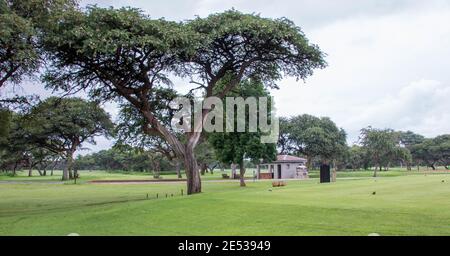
[273,162,306,179]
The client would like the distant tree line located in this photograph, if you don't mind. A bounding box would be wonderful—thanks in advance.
[2,98,449,180]
[73,146,173,175]
[279,117,449,177]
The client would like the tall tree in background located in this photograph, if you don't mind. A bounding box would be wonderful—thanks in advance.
[434,135,450,169]
[0,110,25,174]
[278,114,347,173]
[0,108,11,140]
[43,7,325,194]
[411,135,450,170]
[347,145,366,170]
[397,130,424,170]
[1,109,59,176]
[278,117,292,154]
[195,139,218,176]
[358,127,409,177]
[209,79,277,187]
[21,97,114,180]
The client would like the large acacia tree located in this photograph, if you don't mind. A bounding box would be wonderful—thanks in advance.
[22,97,113,180]
[43,7,325,194]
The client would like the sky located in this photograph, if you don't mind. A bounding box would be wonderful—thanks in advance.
[3,0,450,154]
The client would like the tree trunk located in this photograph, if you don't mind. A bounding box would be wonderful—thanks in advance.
[183,148,201,194]
[151,158,161,178]
[331,160,337,182]
[28,163,32,177]
[68,167,74,179]
[37,169,43,176]
[62,151,74,181]
[239,158,246,187]
[50,160,56,176]
[200,163,207,175]
[231,163,237,179]
[256,164,261,179]
[306,155,312,171]
[430,164,436,170]
[373,165,381,177]
[176,162,182,179]
[141,109,204,194]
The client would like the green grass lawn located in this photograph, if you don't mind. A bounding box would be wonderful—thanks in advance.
[0,169,255,182]
[0,170,449,236]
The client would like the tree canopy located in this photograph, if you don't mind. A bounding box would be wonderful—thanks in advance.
[0,0,77,88]
[20,97,114,179]
[278,114,347,169]
[411,135,450,170]
[209,79,277,186]
[42,7,326,194]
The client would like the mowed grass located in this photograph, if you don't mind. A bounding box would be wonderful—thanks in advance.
[0,169,255,182]
[1,166,442,182]
[0,171,450,236]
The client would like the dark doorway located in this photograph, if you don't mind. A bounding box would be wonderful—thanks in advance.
[277,165,282,179]
[320,164,330,183]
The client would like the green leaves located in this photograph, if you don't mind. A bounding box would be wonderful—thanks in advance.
[410,134,450,168]
[0,0,78,88]
[185,9,326,88]
[279,114,347,162]
[208,79,276,164]
[22,97,114,154]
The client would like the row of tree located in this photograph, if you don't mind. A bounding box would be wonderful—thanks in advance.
[1,79,273,187]
[75,114,449,180]
[0,97,113,179]
[278,119,449,177]
[2,96,448,182]
[1,1,448,193]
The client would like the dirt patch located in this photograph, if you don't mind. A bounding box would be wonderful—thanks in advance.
[89,179,186,184]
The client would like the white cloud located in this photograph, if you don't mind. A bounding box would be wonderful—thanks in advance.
[342,80,450,141]
[270,3,450,142]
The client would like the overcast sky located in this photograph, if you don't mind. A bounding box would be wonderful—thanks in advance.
[3,0,450,154]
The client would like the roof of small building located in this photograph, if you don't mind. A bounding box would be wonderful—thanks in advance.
[274,155,307,163]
